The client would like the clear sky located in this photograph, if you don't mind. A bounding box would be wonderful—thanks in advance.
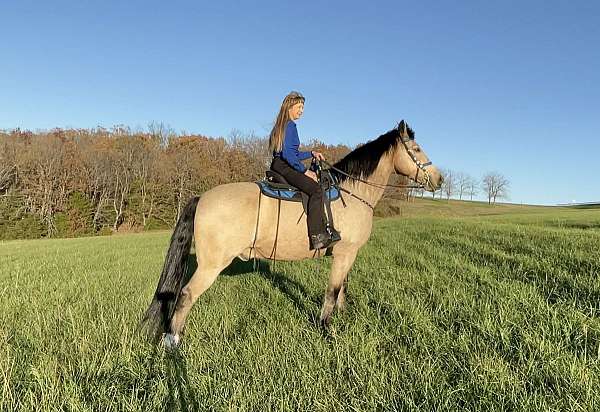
[1,1,598,205]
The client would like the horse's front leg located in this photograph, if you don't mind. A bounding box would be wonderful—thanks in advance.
[320,248,358,328]
[335,278,349,312]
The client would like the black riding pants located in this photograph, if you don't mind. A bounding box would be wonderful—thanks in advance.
[270,157,326,237]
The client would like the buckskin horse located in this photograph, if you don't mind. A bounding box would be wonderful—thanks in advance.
[143,120,443,348]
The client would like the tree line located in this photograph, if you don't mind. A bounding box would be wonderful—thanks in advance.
[0,125,352,240]
[0,125,508,240]
[427,169,510,204]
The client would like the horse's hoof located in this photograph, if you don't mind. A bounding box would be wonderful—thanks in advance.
[320,316,331,329]
[163,333,180,350]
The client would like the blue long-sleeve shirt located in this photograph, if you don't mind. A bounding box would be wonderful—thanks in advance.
[274,120,312,173]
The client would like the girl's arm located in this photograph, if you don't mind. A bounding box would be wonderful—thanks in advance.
[282,122,311,172]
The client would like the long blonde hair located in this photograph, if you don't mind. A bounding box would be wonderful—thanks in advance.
[269,91,305,152]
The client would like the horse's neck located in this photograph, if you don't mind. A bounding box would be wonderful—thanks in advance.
[340,153,394,208]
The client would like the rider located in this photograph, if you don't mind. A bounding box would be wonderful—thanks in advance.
[269,91,341,250]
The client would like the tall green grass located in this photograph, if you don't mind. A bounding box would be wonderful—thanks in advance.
[1,208,599,411]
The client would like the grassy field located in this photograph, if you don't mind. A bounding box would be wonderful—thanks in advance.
[1,201,600,411]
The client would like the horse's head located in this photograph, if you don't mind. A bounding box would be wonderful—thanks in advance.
[392,120,443,191]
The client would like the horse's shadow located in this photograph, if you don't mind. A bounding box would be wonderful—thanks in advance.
[163,350,198,412]
[138,343,198,411]
[185,255,321,323]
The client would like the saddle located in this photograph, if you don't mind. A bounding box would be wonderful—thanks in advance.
[255,164,342,231]
[258,170,340,203]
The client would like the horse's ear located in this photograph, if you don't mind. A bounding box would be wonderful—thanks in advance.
[398,120,408,137]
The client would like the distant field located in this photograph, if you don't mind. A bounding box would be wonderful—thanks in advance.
[377,196,563,218]
[1,204,600,411]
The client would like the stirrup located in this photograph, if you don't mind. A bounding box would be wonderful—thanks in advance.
[327,227,341,243]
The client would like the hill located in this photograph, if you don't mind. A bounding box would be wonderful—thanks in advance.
[376,196,557,218]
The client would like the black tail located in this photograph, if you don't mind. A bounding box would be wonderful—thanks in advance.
[141,196,200,341]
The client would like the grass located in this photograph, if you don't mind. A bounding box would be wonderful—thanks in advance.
[1,205,600,411]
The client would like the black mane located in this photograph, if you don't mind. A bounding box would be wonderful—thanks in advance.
[332,125,414,183]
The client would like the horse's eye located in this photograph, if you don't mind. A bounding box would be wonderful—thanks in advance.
[414,147,421,152]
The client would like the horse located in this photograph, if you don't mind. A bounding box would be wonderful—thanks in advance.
[142,120,443,348]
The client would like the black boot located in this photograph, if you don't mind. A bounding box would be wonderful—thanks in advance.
[310,232,332,250]
[310,228,342,250]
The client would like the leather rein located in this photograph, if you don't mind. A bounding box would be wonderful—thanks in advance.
[319,136,432,210]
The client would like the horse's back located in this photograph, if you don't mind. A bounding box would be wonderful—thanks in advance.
[199,181,258,202]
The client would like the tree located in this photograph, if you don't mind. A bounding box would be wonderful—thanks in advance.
[165,136,207,222]
[0,125,382,240]
[16,132,73,235]
[304,139,351,165]
[455,173,478,201]
[456,172,468,200]
[441,168,456,200]
[413,186,425,199]
[78,133,115,230]
[227,129,270,181]
[482,172,510,204]
[148,121,176,148]
[0,136,17,194]
[466,175,479,201]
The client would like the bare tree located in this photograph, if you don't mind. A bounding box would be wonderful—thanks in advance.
[148,121,176,148]
[0,135,17,194]
[415,186,425,199]
[466,175,479,201]
[165,137,203,222]
[109,136,140,230]
[78,134,113,230]
[0,165,15,194]
[228,129,270,180]
[456,172,468,200]
[482,172,510,204]
[431,184,443,199]
[17,132,74,235]
[441,168,456,200]
[136,138,161,228]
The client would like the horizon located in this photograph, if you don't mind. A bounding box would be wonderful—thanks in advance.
[1,1,598,206]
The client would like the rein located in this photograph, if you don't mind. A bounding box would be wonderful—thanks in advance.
[318,135,433,210]
[321,160,423,191]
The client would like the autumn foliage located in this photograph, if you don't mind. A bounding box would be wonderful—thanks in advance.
[0,127,357,240]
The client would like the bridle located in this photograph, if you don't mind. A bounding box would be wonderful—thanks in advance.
[320,131,433,210]
[398,134,432,190]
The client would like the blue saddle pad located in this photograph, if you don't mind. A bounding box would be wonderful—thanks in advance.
[256,180,340,203]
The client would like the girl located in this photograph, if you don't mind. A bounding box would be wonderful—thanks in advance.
[269,91,340,250]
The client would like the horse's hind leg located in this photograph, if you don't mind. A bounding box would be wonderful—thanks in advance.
[169,253,234,340]
[320,248,358,328]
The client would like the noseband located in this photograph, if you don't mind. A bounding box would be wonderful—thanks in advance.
[398,135,432,188]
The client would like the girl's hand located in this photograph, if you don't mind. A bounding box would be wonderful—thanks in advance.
[304,170,318,182]
[311,151,326,161]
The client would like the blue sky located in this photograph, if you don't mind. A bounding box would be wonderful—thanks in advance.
[1,1,598,205]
